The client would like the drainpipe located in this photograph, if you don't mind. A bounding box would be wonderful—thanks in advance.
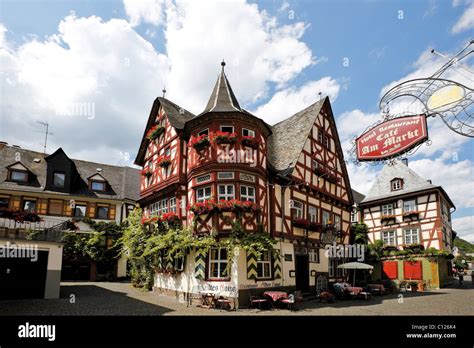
[281,186,286,288]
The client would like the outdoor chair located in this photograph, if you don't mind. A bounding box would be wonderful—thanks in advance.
[187,286,202,307]
[215,296,235,311]
[281,291,303,311]
[249,295,269,310]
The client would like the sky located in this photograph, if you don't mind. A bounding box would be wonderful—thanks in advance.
[0,0,473,241]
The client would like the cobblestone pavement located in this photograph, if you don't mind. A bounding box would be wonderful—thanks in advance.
[1,277,473,316]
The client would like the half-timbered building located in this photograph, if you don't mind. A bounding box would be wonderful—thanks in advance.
[134,62,354,305]
[359,159,455,288]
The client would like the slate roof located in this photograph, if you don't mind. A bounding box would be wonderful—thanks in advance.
[0,145,140,201]
[352,189,366,205]
[268,99,325,172]
[200,62,242,114]
[361,160,452,206]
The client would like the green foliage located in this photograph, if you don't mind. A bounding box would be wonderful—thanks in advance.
[454,237,474,253]
[120,208,279,289]
[351,223,369,244]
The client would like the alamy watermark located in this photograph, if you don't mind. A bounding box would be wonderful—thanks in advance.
[217,145,257,167]
[325,242,365,262]
[55,102,95,120]
[0,242,38,262]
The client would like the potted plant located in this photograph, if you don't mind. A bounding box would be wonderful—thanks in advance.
[157,155,171,168]
[211,131,237,145]
[141,168,153,178]
[146,124,165,141]
[189,134,210,151]
[241,135,259,149]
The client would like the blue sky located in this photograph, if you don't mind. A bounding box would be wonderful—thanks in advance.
[0,0,473,241]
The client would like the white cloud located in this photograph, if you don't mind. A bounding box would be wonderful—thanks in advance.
[452,1,474,33]
[123,0,166,27]
[452,215,474,243]
[0,15,169,164]
[253,77,340,124]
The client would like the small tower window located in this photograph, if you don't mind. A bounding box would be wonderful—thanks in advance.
[391,179,403,191]
[220,125,234,133]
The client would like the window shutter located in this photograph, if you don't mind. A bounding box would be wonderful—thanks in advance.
[194,248,207,280]
[11,196,21,210]
[382,261,398,279]
[88,203,96,218]
[109,204,116,221]
[38,199,48,214]
[63,201,72,216]
[273,253,282,279]
[403,261,422,280]
[246,251,258,280]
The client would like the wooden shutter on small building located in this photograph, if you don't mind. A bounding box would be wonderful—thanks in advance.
[403,261,422,280]
[194,248,207,280]
[382,261,398,279]
[246,251,258,280]
[63,200,72,216]
[109,204,116,221]
[37,198,48,214]
[273,253,282,279]
[11,196,21,210]
[88,202,96,218]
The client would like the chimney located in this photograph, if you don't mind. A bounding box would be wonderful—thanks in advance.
[0,141,7,149]
[401,158,408,166]
[427,179,432,184]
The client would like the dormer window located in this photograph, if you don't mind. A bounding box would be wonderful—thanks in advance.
[220,125,234,133]
[242,128,255,137]
[391,179,403,191]
[88,173,108,192]
[52,172,65,187]
[7,162,29,183]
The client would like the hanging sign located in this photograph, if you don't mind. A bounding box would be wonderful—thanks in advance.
[356,114,428,161]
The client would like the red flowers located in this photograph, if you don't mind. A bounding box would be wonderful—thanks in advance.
[189,134,210,151]
[0,209,42,223]
[157,155,171,167]
[141,168,153,177]
[241,136,259,149]
[146,125,165,141]
[292,218,322,231]
[187,199,261,216]
[211,131,238,144]
[141,212,181,228]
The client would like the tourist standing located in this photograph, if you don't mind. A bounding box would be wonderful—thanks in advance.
[458,269,464,286]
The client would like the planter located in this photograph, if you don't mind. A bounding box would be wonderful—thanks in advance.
[292,219,322,231]
[146,125,165,141]
[212,131,237,145]
[141,169,153,178]
[189,135,210,151]
[241,136,259,149]
[157,155,172,168]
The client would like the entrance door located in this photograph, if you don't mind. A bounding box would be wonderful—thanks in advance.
[295,255,309,291]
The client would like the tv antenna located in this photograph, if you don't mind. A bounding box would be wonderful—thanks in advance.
[36,121,54,155]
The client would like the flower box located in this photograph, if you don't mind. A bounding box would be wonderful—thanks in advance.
[241,136,259,149]
[187,200,217,215]
[211,131,237,145]
[141,168,153,178]
[381,214,396,223]
[0,209,42,223]
[161,212,182,228]
[157,155,171,168]
[189,135,210,151]
[146,125,165,141]
[292,218,322,231]
[187,199,261,216]
[403,211,419,219]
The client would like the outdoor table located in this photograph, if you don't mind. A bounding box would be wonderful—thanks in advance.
[346,286,363,295]
[199,291,217,308]
[368,284,385,295]
[263,291,288,308]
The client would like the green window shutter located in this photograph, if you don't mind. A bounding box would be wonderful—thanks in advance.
[273,253,282,279]
[247,251,258,280]
[195,248,207,280]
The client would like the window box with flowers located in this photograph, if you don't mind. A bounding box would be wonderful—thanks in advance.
[211,131,237,145]
[189,135,210,151]
[241,136,259,149]
[187,199,262,216]
[157,155,172,168]
[187,200,217,216]
[381,214,397,224]
[141,212,182,229]
[141,168,153,178]
[403,211,419,219]
[292,218,322,232]
[146,125,165,141]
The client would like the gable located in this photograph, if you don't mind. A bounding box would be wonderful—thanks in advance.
[7,162,29,171]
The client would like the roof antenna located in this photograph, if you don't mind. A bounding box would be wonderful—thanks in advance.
[36,121,53,155]
[162,86,166,98]
[221,59,226,71]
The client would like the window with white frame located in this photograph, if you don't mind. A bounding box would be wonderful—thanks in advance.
[240,185,256,202]
[382,230,396,246]
[242,128,255,137]
[161,199,168,214]
[309,248,320,263]
[218,184,235,201]
[256,251,272,279]
[391,179,402,191]
[196,174,211,183]
[292,200,304,219]
[403,200,416,212]
[220,125,234,133]
[322,210,331,225]
[329,258,345,277]
[308,206,318,223]
[334,215,341,230]
[240,173,255,182]
[381,204,394,216]
[351,209,357,223]
[404,228,419,245]
[169,197,176,213]
[208,248,228,279]
[196,186,212,202]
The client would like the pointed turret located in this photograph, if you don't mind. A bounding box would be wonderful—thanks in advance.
[201,61,242,114]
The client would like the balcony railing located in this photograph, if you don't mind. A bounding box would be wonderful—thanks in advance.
[0,217,69,243]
